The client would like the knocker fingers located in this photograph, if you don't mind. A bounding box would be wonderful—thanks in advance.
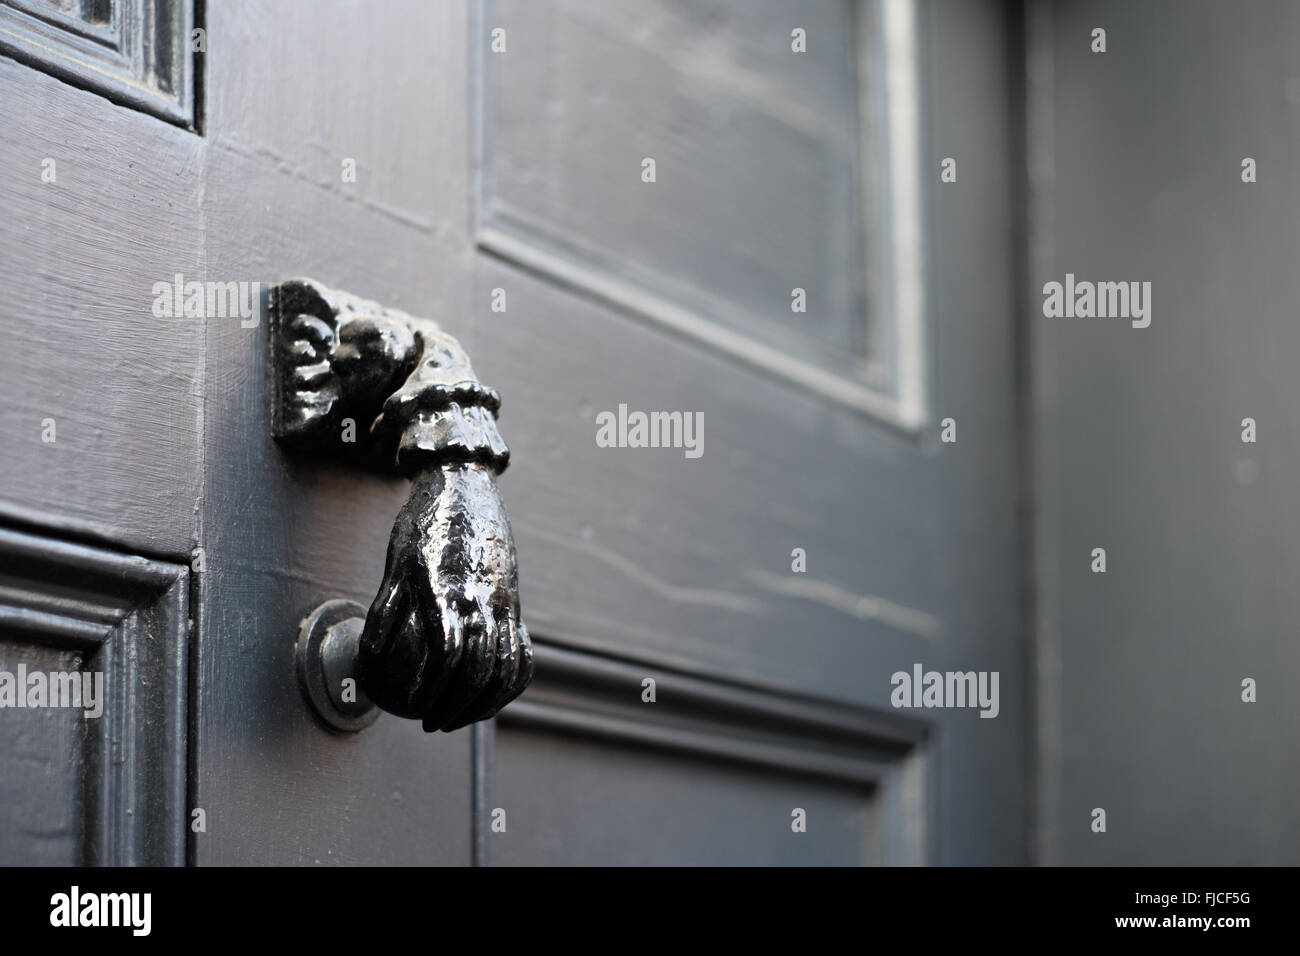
[443,613,533,730]
[419,597,498,732]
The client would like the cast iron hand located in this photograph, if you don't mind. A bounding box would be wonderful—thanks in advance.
[271,279,534,731]
[358,462,533,731]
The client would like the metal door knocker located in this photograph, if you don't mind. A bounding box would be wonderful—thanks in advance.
[270,279,533,733]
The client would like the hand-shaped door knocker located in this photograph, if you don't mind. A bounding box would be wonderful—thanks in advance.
[270,279,533,733]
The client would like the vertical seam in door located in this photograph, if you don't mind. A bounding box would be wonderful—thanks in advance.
[192,0,206,135]
[187,117,210,867]
[184,556,200,866]
[470,720,494,866]
[1023,0,1061,868]
[1005,0,1035,868]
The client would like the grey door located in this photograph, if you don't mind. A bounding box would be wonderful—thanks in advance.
[0,0,1024,866]
[1030,0,1300,866]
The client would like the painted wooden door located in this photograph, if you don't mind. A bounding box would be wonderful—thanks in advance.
[1030,0,1300,865]
[0,0,1024,866]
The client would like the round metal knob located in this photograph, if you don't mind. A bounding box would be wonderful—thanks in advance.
[296,599,380,733]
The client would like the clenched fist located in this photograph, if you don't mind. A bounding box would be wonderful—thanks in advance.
[357,460,534,732]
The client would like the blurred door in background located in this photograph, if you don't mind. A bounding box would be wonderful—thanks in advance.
[1031,0,1300,865]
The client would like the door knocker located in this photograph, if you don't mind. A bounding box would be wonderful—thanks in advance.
[270,279,533,733]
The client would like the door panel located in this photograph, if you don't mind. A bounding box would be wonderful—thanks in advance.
[488,642,922,864]
[0,527,188,866]
[479,0,865,371]
[0,638,84,865]
[493,729,879,865]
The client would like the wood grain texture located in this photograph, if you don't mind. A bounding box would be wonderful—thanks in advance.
[190,0,475,865]
[0,52,204,556]
[0,0,197,127]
